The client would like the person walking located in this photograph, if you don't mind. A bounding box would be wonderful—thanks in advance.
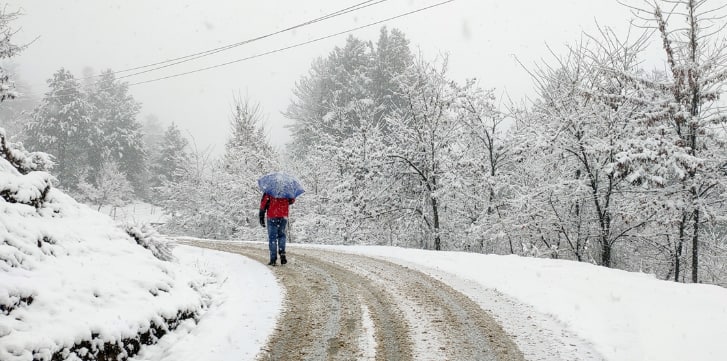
[259,193,295,266]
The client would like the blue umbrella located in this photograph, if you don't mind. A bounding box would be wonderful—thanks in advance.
[257,172,305,199]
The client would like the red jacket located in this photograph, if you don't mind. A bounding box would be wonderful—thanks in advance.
[260,194,295,218]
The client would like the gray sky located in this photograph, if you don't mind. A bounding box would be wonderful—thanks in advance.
[6,0,637,153]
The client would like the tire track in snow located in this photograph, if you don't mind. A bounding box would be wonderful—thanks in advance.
[191,242,524,361]
[313,249,525,361]
[203,242,413,361]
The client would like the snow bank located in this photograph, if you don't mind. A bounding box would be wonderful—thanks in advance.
[330,245,727,361]
[130,245,282,361]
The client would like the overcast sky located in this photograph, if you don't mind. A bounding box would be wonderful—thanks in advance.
[5,0,639,153]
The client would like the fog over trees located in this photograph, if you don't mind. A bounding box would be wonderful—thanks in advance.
[2,0,726,286]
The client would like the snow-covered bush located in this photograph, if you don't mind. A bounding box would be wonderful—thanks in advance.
[124,223,175,262]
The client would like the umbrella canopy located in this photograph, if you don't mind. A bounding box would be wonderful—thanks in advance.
[257,172,305,199]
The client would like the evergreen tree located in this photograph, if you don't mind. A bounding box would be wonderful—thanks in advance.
[218,95,278,235]
[25,68,96,190]
[0,64,39,138]
[141,115,165,159]
[86,69,146,197]
[156,145,217,237]
[157,96,278,239]
[150,122,189,188]
[286,27,414,156]
[0,9,23,103]
[372,27,414,121]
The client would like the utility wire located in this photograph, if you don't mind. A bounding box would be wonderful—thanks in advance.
[128,0,455,87]
[34,0,456,100]
[25,0,387,97]
[114,0,390,80]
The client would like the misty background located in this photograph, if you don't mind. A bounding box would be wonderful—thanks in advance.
[5,0,634,152]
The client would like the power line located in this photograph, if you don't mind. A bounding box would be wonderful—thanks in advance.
[34,0,456,100]
[128,0,456,87]
[26,0,390,98]
[114,0,391,80]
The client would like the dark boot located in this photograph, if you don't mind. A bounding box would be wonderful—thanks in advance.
[267,260,277,266]
[280,252,287,265]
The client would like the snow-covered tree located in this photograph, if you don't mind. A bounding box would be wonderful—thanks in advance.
[372,27,414,121]
[86,69,146,196]
[76,161,133,211]
[156,140,214,237]
[150,122,189,189]
[385,57,463,250]
[141,115,165,158]
[286,27,414,157]
[0,64,39,138]
[607,0,727,282]
[217,95,279,236]
[453,80,514,253]
[299,100,390,245]
[0,8,23,103]
[24,68,96,190]
[285,28,416,245]
[511,33,661,267]
[158,96,278,239]
[286,35,374,155]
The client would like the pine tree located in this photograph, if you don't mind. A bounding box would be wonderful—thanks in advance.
[372,27,414,121]
[286,28,414,156]
[219,95,278,235]
[150,122,189,188]
[0,9,23,103]
[0,64,39,138]
[25,68,96,190]
[157,96,279,239]
[86,70,146,197]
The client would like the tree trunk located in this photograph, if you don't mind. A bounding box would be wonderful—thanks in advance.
[675,214,687,282]
[432,196,441,250]
[600,190,612,267]
[692,205,700,283]
[601,237,611,268]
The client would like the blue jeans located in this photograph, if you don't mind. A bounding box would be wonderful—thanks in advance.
[267,218,287,262]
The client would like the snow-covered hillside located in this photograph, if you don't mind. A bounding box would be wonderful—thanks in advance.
[0,132,210,361]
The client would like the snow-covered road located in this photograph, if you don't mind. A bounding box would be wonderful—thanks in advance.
[194,241,524,361]
[158,239,727,361]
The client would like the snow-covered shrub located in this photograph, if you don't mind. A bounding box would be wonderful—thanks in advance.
[124,223,175,262]
[0,129,54,208]
[0,129,53,174]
